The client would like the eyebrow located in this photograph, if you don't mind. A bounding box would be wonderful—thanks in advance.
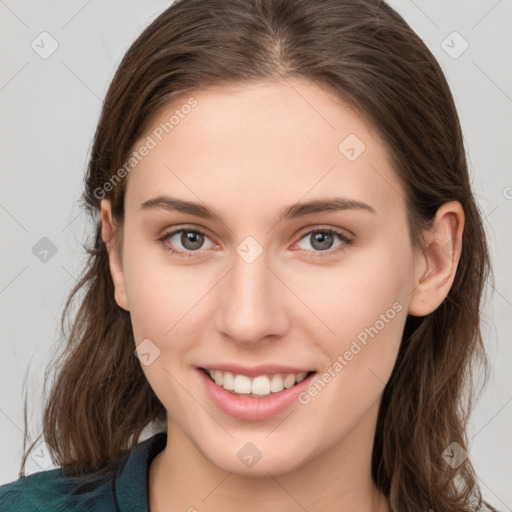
[139,195,376,222]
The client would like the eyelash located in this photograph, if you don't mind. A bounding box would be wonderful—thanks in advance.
[158,226,353,259]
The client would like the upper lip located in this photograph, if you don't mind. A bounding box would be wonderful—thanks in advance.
[199,364,315,377]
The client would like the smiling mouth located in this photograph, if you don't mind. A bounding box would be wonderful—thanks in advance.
[200,368,316,398]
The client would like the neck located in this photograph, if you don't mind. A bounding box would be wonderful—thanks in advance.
[149,399,389,512]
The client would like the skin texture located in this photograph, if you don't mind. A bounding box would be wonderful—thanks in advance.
[100,78,464,512]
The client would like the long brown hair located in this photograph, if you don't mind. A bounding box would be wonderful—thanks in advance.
[21,0,494,510]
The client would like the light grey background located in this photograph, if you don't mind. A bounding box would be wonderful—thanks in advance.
[1,0,511,509]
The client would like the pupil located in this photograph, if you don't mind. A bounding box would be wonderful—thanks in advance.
[312,232,333,250]
[181,231,203,250]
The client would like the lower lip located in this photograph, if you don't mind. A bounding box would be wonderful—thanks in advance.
[198,368,316,422]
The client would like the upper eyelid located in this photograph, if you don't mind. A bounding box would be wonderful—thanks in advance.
[296,225,353,239]
[160,225,214,242]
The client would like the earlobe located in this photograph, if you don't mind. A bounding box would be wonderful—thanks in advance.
[100,199,130,311]
[408,201,464,317]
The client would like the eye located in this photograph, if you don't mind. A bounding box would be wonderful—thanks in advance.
[294,228,352,257]
[158,226,353,259]
[159,227,216,257]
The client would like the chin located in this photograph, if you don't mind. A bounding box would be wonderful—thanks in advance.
[201,436,315,477]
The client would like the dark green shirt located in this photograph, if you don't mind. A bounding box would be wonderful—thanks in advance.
[0,433,167,511]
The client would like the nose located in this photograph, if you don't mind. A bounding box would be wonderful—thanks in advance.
[215,248,290,347]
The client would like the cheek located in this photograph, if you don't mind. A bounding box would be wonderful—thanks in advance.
[301,242,413,350]
[292,235,414,416]
[293,253,410,441]
[121,245,213,414]
[120,235,201,336]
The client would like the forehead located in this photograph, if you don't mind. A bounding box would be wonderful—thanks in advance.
[124,78,405,222]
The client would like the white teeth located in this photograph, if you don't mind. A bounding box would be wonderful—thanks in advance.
[233,374,252,394]
[251,375,271,396]
[269,374,284,392]
[222,371,235,391]
[206,369,310,397]
[283,374,296,389]
[296,372,307,383]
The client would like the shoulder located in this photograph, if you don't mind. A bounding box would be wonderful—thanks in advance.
[0,433,167,512]
[0,467,117,512]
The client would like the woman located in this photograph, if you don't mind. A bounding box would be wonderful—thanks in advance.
[0,0,497,510]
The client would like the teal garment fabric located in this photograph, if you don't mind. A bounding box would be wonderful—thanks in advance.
[0,433,167,512]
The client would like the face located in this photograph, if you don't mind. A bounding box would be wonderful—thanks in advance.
[104,78,424,476]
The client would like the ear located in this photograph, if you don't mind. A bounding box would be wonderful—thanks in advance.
[100,199,130,311]
[408,201,464,316]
